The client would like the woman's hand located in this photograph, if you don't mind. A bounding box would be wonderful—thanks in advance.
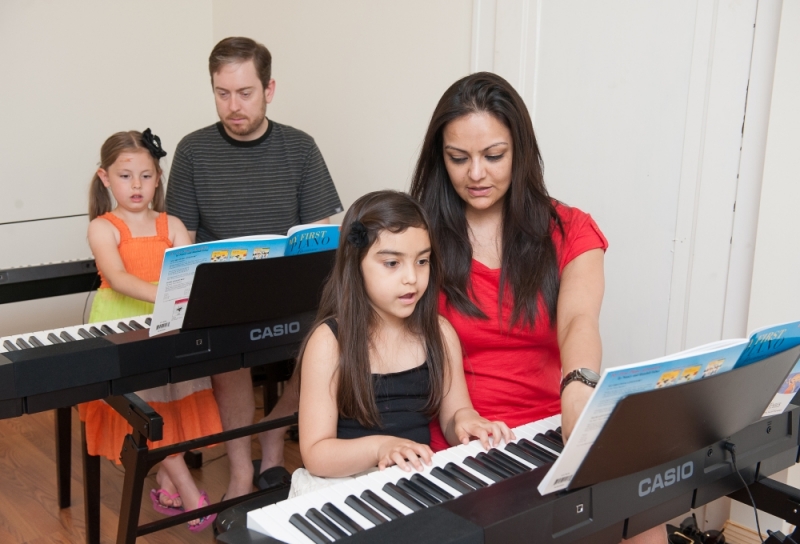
[559,381,594,442]
[452,408,515,449]
[376,438,433,472]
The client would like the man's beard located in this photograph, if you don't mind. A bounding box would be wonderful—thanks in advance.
[223,113,266,137]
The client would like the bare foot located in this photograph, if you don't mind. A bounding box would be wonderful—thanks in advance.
[155,467,182,509]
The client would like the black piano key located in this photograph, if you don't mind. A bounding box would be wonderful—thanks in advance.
[88,326,105,337]
[16,338,32,349]
[430,466,474,494]
[306,508,347,540]
[128,320,145,330]
[545,429,564,446]
[475,452,516,478]
[145,317,152,326]
[344,495,386,525]
[444,462,487,489]
[3,340,19,351]
[487,449,529,474]
[410,473,454,501]
[321,503,364,534]
[518,438,558,463]
[100,324,116,335]
[77,328,93,340]
[288,513,332,543]
[28,336,45,348]
[60,331,77,342]
[47,333,64,344]
[382,482,425,511]
[534,433,564,454]
[463,456,506,482]
[361,489,402,521]
[396,478,440,506]
[505,443,546,467]
[556,426,562,435]
[117,322,133,332]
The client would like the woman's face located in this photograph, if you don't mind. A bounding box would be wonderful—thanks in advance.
[442,112,513,217]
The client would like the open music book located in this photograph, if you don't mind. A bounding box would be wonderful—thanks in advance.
[538,318,800,496]
[149,224,339,336]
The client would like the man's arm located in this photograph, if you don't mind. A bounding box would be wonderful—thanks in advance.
[165,138,201,238]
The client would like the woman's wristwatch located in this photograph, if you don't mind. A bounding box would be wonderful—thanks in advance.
[560,368,600,396]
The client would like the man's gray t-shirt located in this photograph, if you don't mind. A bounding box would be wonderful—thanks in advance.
[166,120,343,243]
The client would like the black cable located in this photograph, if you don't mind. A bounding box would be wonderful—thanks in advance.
[725,442,765,544]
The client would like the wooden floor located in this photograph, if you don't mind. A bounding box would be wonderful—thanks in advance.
[0,388,302,543]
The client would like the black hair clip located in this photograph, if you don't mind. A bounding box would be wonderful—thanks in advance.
[142,128,168,159]
[347,221,369,249]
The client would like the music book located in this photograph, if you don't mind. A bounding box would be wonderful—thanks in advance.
[148,224,339,336]
[537,318,800,496]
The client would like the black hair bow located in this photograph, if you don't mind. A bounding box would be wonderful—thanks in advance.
[142,128,168,159]
[347,221,369,249]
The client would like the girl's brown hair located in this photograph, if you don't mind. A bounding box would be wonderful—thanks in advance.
[297,190,447,428]
[88,131,165,220]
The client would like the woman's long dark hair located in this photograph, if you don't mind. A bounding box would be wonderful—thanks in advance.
[410,72,562,329]
[297,191,447,428]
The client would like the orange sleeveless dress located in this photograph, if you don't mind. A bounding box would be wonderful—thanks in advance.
[78,212,223,462]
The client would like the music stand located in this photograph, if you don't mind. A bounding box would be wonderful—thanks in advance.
[181,249,336,330]
[568,345,800,490]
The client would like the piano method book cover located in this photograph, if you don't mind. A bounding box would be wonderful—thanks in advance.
[149,224,340,336]
[538,317,800,496]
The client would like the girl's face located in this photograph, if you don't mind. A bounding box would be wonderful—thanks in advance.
[361,227,431,324]
[98,150,159,213]
[442,112,513,218]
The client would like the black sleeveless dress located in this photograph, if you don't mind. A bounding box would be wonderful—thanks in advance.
[324,319,432,445]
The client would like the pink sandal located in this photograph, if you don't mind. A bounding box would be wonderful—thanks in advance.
[187,492,217,533]
[149,489,184,516]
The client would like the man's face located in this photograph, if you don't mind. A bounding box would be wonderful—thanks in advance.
[212,59,275,141]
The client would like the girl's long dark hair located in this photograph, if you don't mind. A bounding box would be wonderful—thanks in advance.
[297,191,447,429]
[410,72,562,329]
[89,131,165,220]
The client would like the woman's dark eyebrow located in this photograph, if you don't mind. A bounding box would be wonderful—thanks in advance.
[444,142,509,153]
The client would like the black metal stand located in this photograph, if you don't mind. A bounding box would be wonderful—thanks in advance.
[55,406,72,508]
[729,478,800,543]
[76,392,298,544]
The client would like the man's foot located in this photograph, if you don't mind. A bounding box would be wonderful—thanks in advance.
[252,460,291,491]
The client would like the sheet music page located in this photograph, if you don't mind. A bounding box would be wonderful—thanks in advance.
[148,225,340,336]
[741,320,800,417]
[537,339,748,495]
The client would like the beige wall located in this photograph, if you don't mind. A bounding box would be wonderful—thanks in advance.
[212,0,474,211]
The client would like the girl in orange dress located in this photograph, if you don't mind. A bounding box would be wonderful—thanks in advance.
[80,130,222,532]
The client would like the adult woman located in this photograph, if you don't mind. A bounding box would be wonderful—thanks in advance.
[410,72,664,543]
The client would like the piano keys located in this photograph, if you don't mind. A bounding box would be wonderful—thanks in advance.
[247,416,563,543]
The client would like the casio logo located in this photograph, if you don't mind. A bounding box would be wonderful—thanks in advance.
[250,322,301,341]
[638,461,693,497]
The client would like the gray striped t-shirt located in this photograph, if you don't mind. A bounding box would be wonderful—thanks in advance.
[166,120,343,243]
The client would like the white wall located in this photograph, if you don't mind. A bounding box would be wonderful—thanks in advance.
[0,0,214,334]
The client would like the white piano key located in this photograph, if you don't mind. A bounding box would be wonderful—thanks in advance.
[312,485,376,530]
[270,496,324,543]
[354,473,416,516]
[248,503,309,543]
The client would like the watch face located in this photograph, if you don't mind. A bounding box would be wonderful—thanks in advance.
[579,368,601,383]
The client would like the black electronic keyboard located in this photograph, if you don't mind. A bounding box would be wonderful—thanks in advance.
[238,406,799,544]
[0,258,98,303]
[0,309,318,420]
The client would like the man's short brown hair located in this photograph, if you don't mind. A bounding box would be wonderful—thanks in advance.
[209,37,272,88]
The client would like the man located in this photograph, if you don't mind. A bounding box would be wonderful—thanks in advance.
[167,36,342,500]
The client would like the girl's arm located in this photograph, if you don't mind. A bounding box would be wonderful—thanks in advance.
[168,215,193,247]
[299,324,434,477]
[88,218,157,303]
[557,248,605,441]
[438,318,514,449]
